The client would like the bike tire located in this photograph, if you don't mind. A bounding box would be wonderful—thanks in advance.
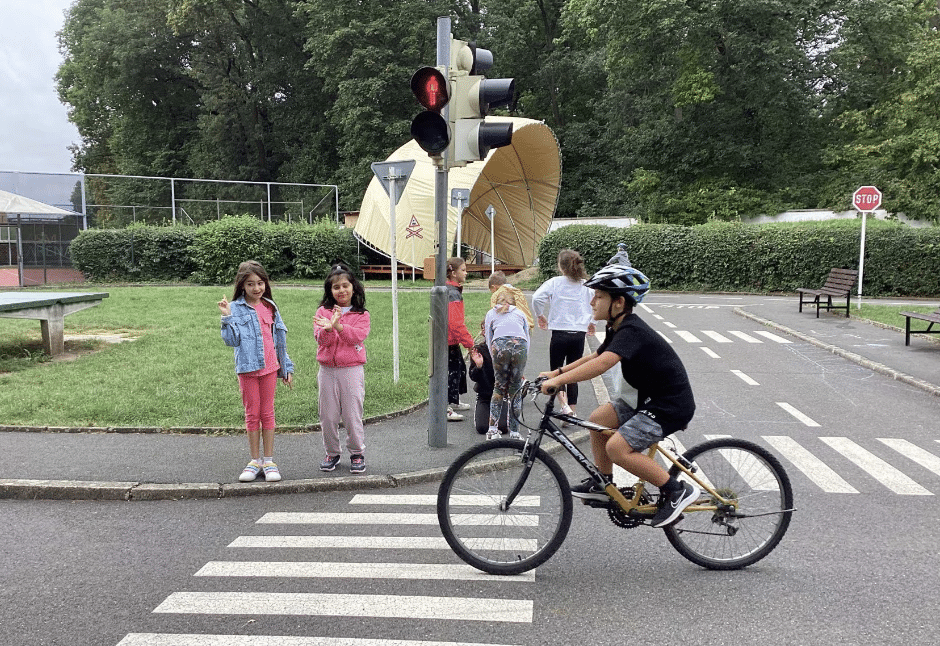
[663,437,793,570]
[437,438,573,575]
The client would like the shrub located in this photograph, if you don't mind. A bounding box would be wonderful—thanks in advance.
[538,219,940,297]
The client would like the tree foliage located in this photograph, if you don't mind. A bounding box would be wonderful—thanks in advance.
[56,0,940,223]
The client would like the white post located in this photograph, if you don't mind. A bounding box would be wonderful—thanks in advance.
[389,167,400,382]
[857,211,868,310]
[485,205,496,273]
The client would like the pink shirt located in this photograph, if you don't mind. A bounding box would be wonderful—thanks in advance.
[244,300,279,377]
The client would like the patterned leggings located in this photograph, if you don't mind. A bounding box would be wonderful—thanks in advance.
[489,336,527,433]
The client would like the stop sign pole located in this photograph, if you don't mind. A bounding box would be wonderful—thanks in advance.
[852,186,882,309]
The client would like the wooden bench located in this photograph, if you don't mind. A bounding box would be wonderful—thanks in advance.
[900,306,940,346]
[797,268,859,318]
[361,264,420,280]
[464,263,526,277]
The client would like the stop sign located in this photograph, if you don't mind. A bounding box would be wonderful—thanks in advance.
[852,186,882,211]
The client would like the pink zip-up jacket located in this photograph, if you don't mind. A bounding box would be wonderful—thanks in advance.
[314,306,371,367]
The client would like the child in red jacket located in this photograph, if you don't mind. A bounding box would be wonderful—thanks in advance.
[314,264,371,474]
[446,257,475,421]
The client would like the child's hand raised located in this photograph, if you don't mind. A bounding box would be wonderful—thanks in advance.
[469,347,484,367]
[218,296,231,316]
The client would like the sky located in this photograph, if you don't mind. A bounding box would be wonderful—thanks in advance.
[0,0,80,175]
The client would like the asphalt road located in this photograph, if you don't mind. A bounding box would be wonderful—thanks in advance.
[4,293,939,645]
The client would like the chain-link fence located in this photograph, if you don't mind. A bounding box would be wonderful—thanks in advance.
[0,170,339,286]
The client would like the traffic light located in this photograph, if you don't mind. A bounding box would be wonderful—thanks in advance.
[410,66,450,156]
[449,38,515,166]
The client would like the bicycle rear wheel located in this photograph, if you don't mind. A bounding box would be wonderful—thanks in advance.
[437,438,573,575]
[663,438,793,570]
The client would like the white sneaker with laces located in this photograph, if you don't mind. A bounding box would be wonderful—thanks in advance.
[508,431,522,440]
[485,428,501,440]
[447,407,465,422]
[451,401,472,411]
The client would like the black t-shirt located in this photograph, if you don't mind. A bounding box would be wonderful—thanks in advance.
[597,313,695,434]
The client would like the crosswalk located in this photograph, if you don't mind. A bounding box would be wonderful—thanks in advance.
[116,430,940,644]
[116,494,535,646]
[615,434,940,496]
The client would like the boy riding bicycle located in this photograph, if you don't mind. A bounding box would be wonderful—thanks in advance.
[539,264,699,528]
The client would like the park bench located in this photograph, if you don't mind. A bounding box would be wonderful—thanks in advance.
[899,306,940,346]
[797,268,859,318]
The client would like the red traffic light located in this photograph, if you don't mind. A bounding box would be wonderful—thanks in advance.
[411,67,449,112]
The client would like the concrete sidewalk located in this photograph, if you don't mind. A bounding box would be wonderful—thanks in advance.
[2,294,938,501]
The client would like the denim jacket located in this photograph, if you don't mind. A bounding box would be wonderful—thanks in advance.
[220,296,295,377]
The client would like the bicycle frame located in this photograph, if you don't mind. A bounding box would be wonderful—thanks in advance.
[514,392,738,518]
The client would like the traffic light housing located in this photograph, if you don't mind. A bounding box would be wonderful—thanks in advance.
[449,39,515,166]
[410,66,450,156]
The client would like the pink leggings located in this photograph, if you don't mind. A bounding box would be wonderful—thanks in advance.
[238,371,278,431]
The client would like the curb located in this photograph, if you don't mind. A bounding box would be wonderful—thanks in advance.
[734,307,940,398]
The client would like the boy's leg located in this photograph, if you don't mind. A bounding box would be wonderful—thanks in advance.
[604,433,668,487]
[586,403,618,474]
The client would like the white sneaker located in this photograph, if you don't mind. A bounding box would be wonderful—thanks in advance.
[452,401,472,411]
[239,459,262,482]
[447,407,465,422]
[560,404,574,416]
[508,431,522,440]
[485,428,502,440]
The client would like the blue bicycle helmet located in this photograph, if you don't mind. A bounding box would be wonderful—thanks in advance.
[584,264,650,305]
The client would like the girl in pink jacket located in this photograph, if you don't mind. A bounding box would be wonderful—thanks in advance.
[314,264,371,474]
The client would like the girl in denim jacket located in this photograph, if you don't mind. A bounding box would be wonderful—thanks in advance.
[219,261,294,483]
[314,264,371,474]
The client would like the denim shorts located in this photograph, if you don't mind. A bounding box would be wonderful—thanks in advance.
[611,398,664,451]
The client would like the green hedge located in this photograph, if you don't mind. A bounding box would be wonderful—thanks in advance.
[70,216,359,283]
[537,219,940,297]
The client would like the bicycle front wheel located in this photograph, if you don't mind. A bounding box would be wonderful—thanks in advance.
[663,438,793,570]
[437,439,573,575]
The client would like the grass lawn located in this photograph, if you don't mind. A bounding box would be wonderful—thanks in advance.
[854,303,937,329]
[0,284,493,429]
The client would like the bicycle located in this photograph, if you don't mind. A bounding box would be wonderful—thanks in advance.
[437,378,795,575]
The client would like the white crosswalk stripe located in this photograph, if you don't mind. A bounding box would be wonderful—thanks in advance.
[195,560,534,582]
[674,330,702,343]
[753,330,793,343]
[878,438,940,477]
[701,330,733,343]
[727,330,762,343]
[819,437,932,495]
[764,436,858,493]
[153,592,533,623]
[119,636,518,646]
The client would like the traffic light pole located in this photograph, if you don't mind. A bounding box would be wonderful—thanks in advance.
[428,16,451,448]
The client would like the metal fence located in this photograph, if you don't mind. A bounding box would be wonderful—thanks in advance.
[0,170,339,286]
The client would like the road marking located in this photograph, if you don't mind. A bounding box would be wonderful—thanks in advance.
[674,330,702,343]
[257,512,539,526]
[776,402,820,427]
[728,331,762,343]
[195,561,535,582]
[349,494,539,506]
[700,347,721,359]
[763,436,858,493]
[753,330,792,344]
[656,330,673,343]
[118,635,521,646]
[702,435,779,491]
[228,535,538,552]
[820,437,932,495]
[877,438,940,477]
[730,370,760,386]
[153,592,534,623]
[664,321,677,329]
[701,330,733,343]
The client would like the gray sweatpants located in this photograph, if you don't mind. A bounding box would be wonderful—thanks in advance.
[318,364,366,457]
